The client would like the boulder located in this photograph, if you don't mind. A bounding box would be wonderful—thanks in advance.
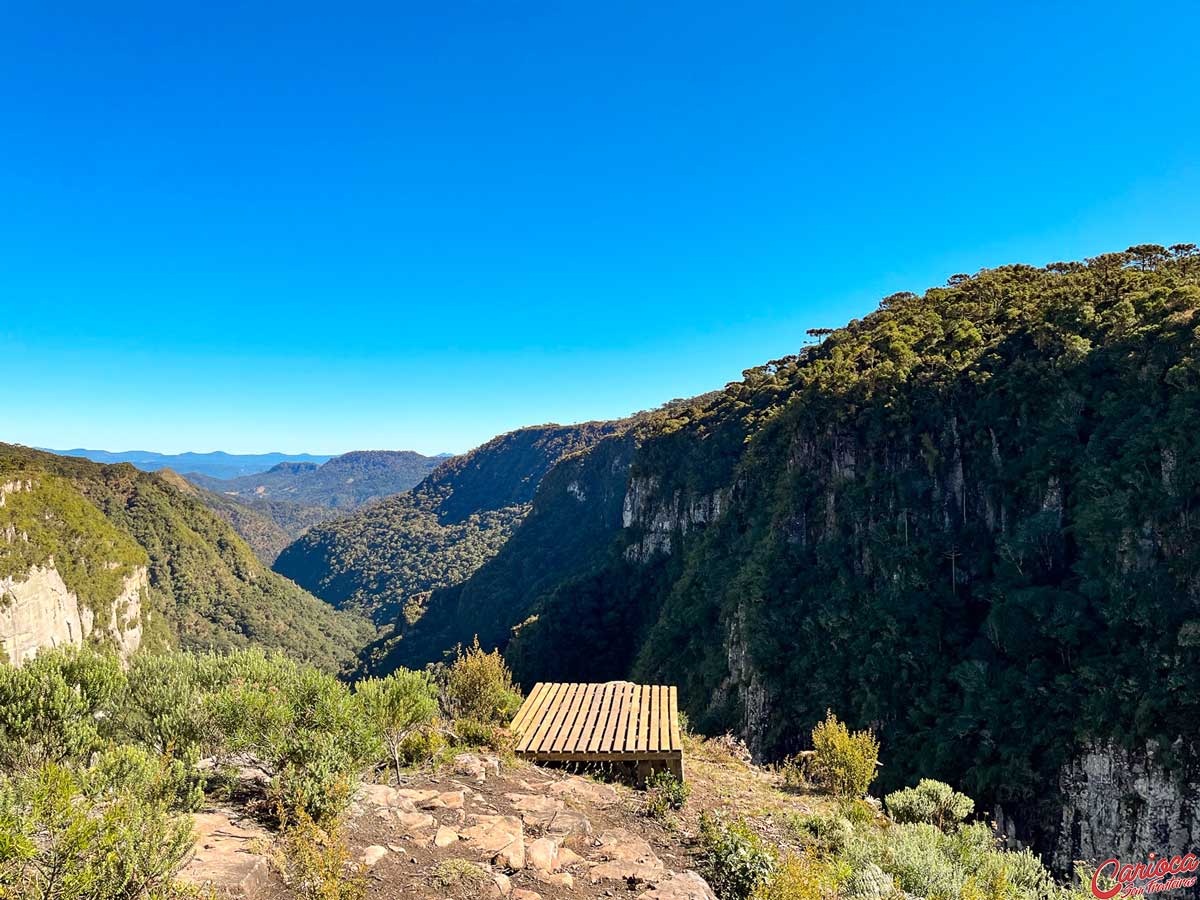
[460,814,525,871]
[637,872,718,900]
[526,837,558,873]
[434,826,459,848]
[453,753,501,782]
[360,845,389,867]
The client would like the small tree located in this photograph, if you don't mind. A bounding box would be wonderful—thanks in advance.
[445,637,522,726]
[809,711,879,798]
[355,670,439,782]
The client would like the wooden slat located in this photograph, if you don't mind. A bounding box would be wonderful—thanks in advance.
[587,683,615,752]
[521,683,567,753]
[579,682,610,753]
[562,683,597,753]
[510,682,549,736]
[602,682,629,752]
[668,686,682,751]
[515,683,557,752]
[624,684,641,751]
[549,683,588,751]
[658,686,671,751]
[536,683,580,753]
[648,685,660,753]
[637,684,651,752]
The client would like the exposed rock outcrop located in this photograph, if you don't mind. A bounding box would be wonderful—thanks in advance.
[1051,741,1200,873]
[0,564,145,665]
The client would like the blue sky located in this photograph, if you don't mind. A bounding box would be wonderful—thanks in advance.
[3,2,1198,455]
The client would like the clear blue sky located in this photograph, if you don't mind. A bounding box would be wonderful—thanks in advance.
[3,2,1198,455]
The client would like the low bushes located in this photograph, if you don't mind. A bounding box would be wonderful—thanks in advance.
[885,778,975,830]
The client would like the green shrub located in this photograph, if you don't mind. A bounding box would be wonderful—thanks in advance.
[885,779,975,830]
[780,754,811,789]
[119,652,211,762]
[354,669,439,782]
[445,637,522,725]
[0,646,125,770]
[790,813,854,855]
[645,770,691,820]
[205,650,377,822]
[809,712,878,799]
[755,851,849,900]
[396,722,448,766]
[698,813,776,900]
[0,761,195,899]
[275,808,366,900]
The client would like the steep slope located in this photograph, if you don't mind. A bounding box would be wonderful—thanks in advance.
[369,245,1200,867]
[274,423,626,630]
[1,471,148,664]
[0,445,372,670]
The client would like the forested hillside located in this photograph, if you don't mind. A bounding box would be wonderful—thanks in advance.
[273,423,625,631]
[0,445,372,670]
[367,245,1200,864]
[186,450,443,562]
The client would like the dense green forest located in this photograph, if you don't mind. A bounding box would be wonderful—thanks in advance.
[274,423,626,630]
[0,445,372,671]
[369,245,1200,853]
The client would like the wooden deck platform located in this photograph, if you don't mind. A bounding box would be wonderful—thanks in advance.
[510,682,683,781]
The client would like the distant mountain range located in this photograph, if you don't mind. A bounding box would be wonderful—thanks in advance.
[43,448,334,479]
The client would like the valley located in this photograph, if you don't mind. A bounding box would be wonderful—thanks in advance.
[5,245,1200,896]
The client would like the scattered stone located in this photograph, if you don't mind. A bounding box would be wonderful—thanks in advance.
[489,872,512,898]
[439,789,466,809]
[526,837,558,873]
[587,828,665,883]
[387,843,404,853]
[460,814,525,871]
[360,845,389,867]
[396,788,442,807]
[533,871,574,888]
[504,793,592,841]
[434,825,459,848]
[453,753,501,782]
[556,847,585,868]
[395,810,436,832]
[637,871,718,900]
[512,890,542,900]
[547,777,619,807]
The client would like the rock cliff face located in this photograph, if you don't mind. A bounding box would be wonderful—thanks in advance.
[1050,743,1200,874]
[0,563,146,664]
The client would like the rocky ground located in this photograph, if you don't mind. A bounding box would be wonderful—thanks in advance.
[177,736,836,900]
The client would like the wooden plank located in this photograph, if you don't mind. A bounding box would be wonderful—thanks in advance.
[549,683,588,752]
[587,683,616,752]
[602,683,629,752]
[668,686,682,751]
[562,683,597,753]
[637,683,651,752]
[520,749,682,763]
[648,685,660,753]
[658,685,671,752]
[515,683,557,752]
[510,682,549,736]
[536,683,580,753]
[624,685,641,751]
[521,683,567,754]
[582,683,610,752]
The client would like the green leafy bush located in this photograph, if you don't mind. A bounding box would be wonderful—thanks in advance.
[0,646,124,770]
[791,813,854,855]
[885,779,975,830]
[275,807,366,900]
[0,761,195,899]
[645,770,691,820]
[354,669,439,781]
[755,851,849,900]
[445,637,522,725]
[809,712,878,798]
[698,813,776,900]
